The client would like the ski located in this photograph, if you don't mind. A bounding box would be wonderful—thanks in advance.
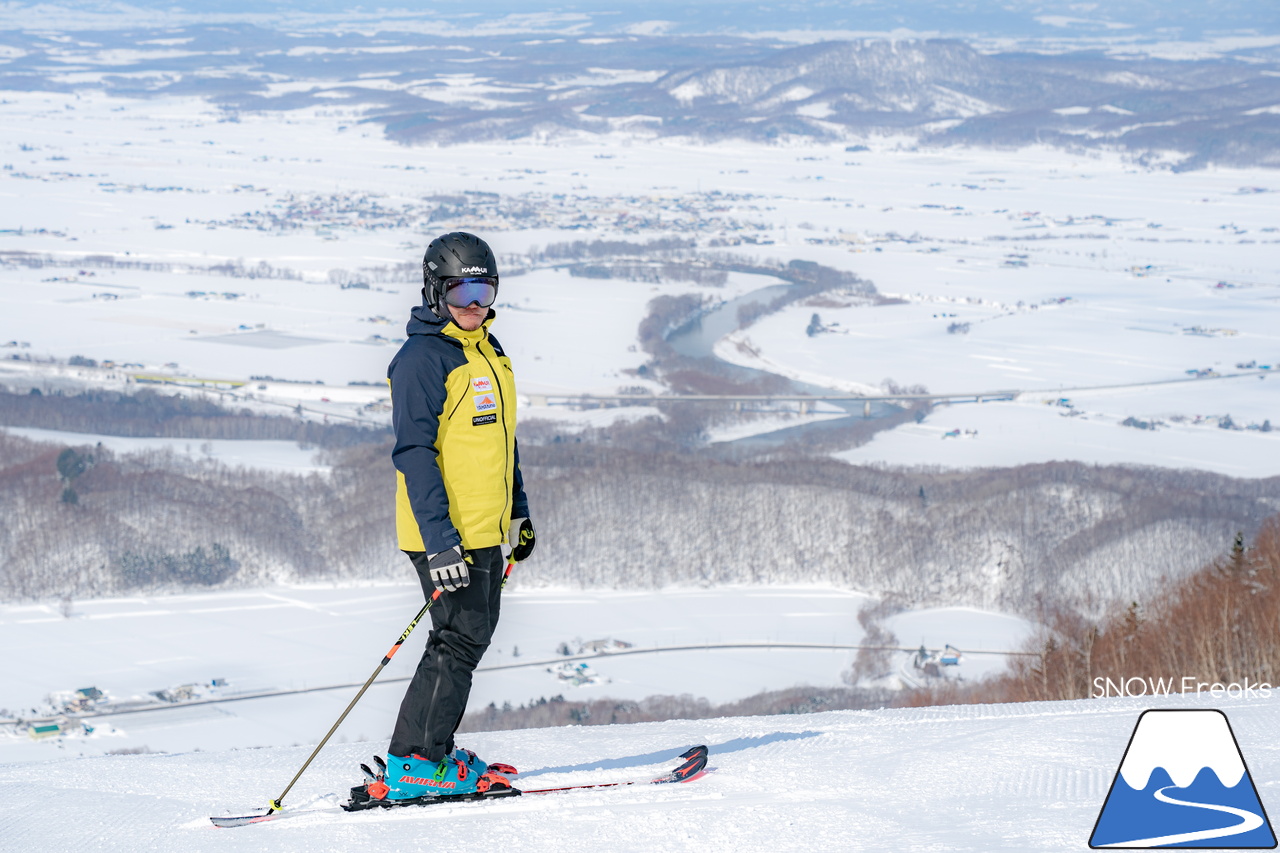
[210,802,343,828]
[522,744,710,795]
[210,745,708,828]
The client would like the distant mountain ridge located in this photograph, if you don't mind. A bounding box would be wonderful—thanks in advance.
[656,40,1010,114]
[4,0,1276,40]
[582,40,1280,169]
[1,27,1277,167]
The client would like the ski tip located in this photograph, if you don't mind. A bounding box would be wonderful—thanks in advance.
[665,745,709,783]
[209,811,273,828]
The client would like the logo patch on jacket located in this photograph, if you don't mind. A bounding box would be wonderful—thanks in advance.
[471,376,493,393]
[474,393,497,412]
[473,413,497,426]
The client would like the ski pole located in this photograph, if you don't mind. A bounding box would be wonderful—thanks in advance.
[266,561,515,814]
[265,588,441,813]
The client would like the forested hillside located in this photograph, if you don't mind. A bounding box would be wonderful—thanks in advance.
[2,422,1275,618]
[906,516,1280,706]
[523,443,1278,613]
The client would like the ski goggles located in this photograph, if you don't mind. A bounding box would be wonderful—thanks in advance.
[443,276,498,308]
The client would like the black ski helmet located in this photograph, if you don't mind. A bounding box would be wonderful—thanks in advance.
[422,232,499,320]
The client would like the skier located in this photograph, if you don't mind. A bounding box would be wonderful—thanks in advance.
[373,231,535,801]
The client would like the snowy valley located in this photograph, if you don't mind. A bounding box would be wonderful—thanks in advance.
[2,4,1280,850]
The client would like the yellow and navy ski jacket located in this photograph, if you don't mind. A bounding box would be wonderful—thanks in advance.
[388,305,528,555]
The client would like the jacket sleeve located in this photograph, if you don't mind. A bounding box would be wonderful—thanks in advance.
[511,437,530,519]
[389,343,460,555]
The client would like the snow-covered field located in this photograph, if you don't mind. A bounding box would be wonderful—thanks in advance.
[0,585,1033,763]
[3,85,1278,473]
[4,692,1278,852]
[0,425,327,473]
[836,381,1280,477]
[3,19,1280,852]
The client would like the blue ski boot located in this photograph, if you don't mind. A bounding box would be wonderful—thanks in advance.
[348,752,517,808]
[455,746,519,777]
[453,747,487,775]
[384,753,478,799]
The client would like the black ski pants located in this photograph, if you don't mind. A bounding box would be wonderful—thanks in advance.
[388,545,504,762]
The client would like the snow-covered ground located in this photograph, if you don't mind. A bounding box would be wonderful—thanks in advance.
[0,586,1034,763]
[3,86,1278,472]
[835,381,1280,477]
[4,23,1280,851]
[0,255,775,397]
[0,426,327,474]
[704,403,848,444]
[884,606,1033,657]
[4,692,1278,852]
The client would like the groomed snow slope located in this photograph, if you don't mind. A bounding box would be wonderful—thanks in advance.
[5,693,1279,852]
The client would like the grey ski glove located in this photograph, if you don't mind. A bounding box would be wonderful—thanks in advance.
[427,546,470,592]
[509,517,536,562]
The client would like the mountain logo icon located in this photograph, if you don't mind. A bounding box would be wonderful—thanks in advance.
[1090,709,1276,848]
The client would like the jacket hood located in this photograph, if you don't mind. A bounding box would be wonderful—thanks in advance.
[406,304,496,337]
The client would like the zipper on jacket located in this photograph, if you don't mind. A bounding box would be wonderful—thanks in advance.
[447,391,466,421]
[444,337,469,420]
[477,341,512,542]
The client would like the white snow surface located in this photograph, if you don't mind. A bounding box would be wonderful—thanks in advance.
[834,386,1280,478]
[2,86,1278,469]
[4,693,1279,851]
[0,426,327,474]
[885,606,1033,656]
[0,586,1032,761]
[704,404,845,443]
